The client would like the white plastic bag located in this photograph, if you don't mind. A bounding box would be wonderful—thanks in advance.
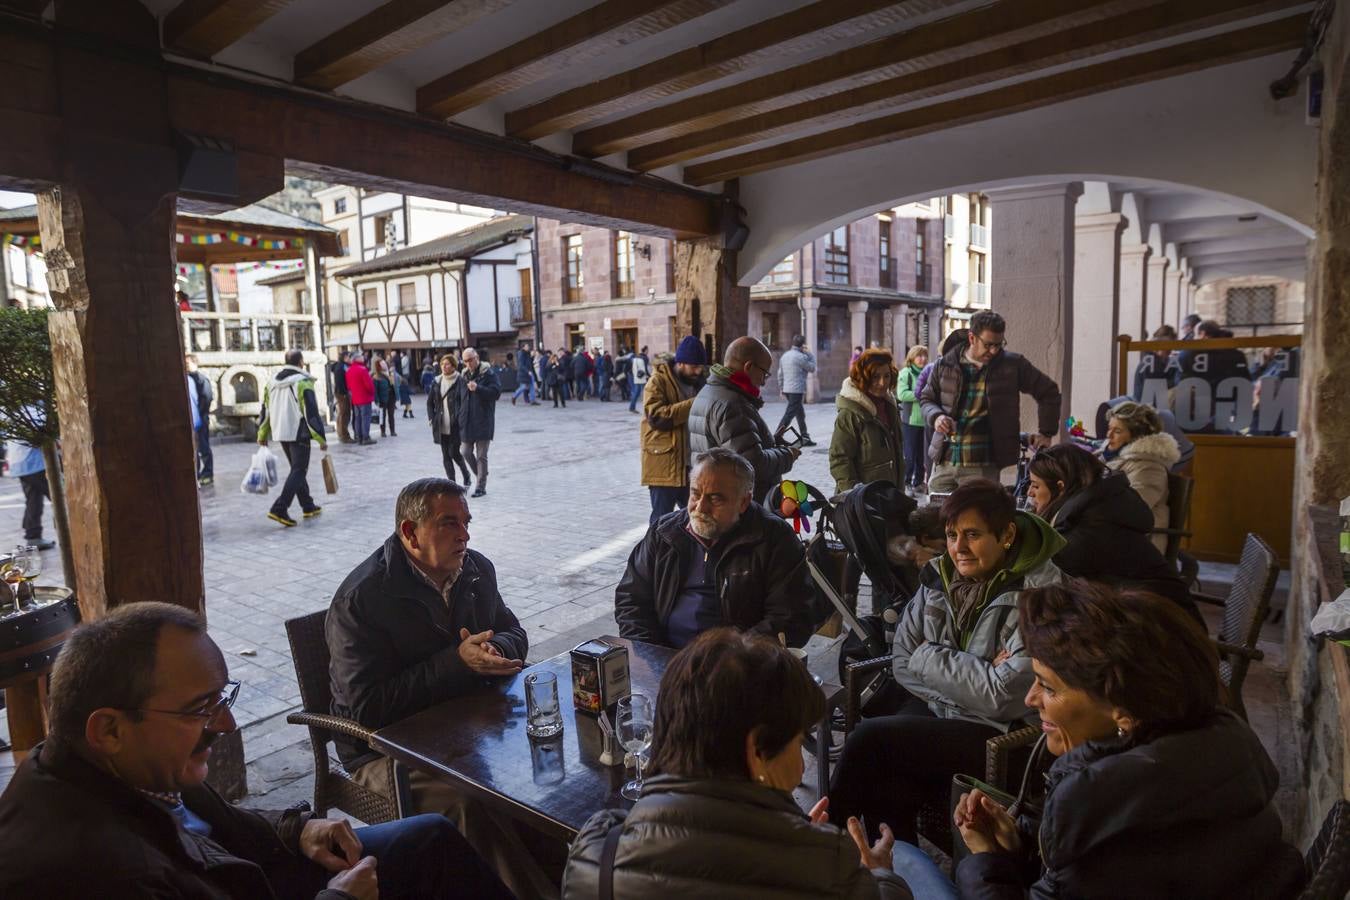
[241,447,274,495]
[260,446,279,486]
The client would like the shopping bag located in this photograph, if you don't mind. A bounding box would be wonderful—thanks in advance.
[321,452,338,495]
[241,449,271,495]
[259,446,279,486]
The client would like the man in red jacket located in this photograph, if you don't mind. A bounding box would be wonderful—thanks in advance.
[345,351,377,445]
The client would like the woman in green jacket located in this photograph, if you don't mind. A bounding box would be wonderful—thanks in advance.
[896,345,929,495]
[829,348,905,495]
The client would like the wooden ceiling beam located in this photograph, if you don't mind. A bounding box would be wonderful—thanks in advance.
[163,0,295,59]
[573,0,1158,159]
[683,13,1309,186]
[416,0,732,121]
[628,0,1304,171]
[294,0,515,92]
[505,0,941,142]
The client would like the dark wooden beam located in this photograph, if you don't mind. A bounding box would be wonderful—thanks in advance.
[0,0,49,17]
[163,0,294,59]
[506,0,945,142]
[573,0,1158,158]
[294,0,515,92]
[628,0,1303,171]
[416,0,731,120]
[684,13,1309,186]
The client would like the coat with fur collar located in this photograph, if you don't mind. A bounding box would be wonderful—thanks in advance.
[829,377,905,494]
[1106,431,1180,552]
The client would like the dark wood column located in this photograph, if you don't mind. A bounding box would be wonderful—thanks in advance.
[674,237,749,363]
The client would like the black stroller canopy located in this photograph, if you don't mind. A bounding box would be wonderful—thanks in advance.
[832,481,920,612]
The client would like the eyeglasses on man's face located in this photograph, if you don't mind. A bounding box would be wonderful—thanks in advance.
[972,333,1007,352]
[126,680,241,724]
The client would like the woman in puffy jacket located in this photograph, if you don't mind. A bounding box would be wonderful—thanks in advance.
[563,629,916,900]
[830,349,905,495]
[1100,401,1179,552]
[949,581,1304,899]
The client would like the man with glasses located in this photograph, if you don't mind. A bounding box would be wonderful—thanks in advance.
[0,601,510,899]
[920,309,1061,493]
[689,336,800,501]
[615,448,813,648]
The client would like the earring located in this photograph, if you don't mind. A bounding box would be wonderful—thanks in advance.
[1116,726,1127,739]
[756,773,767,784]
[1003,543,1012,550]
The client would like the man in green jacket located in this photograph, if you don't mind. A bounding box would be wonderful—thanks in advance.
[258,349,327,527]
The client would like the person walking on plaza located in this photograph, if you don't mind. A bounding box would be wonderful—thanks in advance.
[829,348,904,495]
[896,345,929,494]
[919,310,1061,492]
[257,350,327,527]
[421,358,437,395]
[512,347,537,405]
[185,354,214,486]
[456,347,499,498]
[570,346,591,401]
[597,351,614,400]
[398,367,414,418]
[558,347,574,402]
[775,334,817,447]
[346,352,376,445]
[428,354,474,486]
[627,345,651,413]
[641,336,707,524]
[5,429,53,550]
[331,351,355,443]
[690,336,799,502]
[373,356,397,437]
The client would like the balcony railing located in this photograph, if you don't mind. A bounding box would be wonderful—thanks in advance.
[880,257,897,289]
[915,263,932,294]
[970,223,989,248]
[971,282,989,305]
[182,311,320,354]
[563,276,582,304]
[944,215,954,240]
[508,295,534,324]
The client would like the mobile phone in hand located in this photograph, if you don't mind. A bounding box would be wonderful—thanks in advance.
[777,424,802,448]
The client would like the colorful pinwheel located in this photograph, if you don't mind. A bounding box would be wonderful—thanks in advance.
[778,480,814,534]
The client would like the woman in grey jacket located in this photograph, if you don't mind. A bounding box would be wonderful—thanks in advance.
[563,629,915,900]
[829,480,1063,846]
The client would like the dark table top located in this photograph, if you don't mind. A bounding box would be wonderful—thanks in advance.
[370,636,675,842]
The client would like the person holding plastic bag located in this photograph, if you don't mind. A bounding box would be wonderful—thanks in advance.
[257,349,327,527]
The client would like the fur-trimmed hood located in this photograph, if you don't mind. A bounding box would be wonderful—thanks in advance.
[836,376,895,417]
[1118,431,1181,467]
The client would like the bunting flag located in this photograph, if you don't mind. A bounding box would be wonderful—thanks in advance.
[175,232,307,250]
[175,259,306,276]
[2,233,40,250]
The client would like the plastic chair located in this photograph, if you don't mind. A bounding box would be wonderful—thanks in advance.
[284,610,403,823]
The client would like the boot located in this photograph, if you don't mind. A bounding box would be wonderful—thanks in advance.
[459,463,473,483]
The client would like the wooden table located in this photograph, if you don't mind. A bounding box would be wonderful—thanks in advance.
[370,635,844,842]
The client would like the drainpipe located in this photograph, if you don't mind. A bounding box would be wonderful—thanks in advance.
[531,217,543,351]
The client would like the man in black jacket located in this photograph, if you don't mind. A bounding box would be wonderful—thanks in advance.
[328,478,554,899]
[455,347,500,498]
[186,354,215,485]
[0,601,509,900]
[330,350,354,444]
[614,448,814,648]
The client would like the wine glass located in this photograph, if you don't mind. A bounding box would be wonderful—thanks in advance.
[617,693,653,801]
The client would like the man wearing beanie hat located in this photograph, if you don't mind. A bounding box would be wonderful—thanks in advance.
[640,335,708,523]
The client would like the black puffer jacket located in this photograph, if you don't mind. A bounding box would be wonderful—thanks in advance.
[688,366,795,501]
[563,775,913,900]
[454,362,501,442]
[1048,474,1198,620]
[614,504,814,648]
[955,711,1305,899]
[327,534,528,770]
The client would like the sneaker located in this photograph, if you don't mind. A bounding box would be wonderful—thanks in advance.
[27,538,55,551]
[801,438,817,447]
[302,507,323,519]
[268,511,297,527]
[362,438,378,446]
[197,476,214,486]
[471,487,486,498]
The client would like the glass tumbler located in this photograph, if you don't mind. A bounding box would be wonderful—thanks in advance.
[525,671,564,739]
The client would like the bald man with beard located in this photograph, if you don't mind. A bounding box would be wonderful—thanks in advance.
[688,336,800,502]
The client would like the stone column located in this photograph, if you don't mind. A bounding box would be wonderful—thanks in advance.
[675,237,749,363]
[848,300,869,356]
[801,294,821,402]
[988,183,1080,434]
[1117,243,1151,341]
[1072,211,1124,420]
[1145,255,1170,333]
[1164,268,1184,331]
[892,303,909,359]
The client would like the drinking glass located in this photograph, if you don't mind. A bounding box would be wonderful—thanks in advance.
[16,545,41,584]
[617,693,653,801]
[524,671,563,739]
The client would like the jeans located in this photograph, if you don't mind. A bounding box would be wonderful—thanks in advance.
[440,433,472,483]
[648,485,689,524]
[262,813,513,900]
[512,376,535,404]
[891,841,960,900]
[628,380,646,412]
[380,399,399,435]
[776,392,809,439]
[551,384,566,408]
[335,393,352,441]
[828,695,1000,844]
[461,439,489,489]
[271,440,318,516]
[928,463,1002,493]
[193,422,214,480]
[20,471,48,540]
[353,403,373,441]
[901,423,925,487]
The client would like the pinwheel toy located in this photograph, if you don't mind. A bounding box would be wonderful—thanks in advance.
[778,480,814,534]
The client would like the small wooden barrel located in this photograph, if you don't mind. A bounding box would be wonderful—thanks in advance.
[0,587,81,689]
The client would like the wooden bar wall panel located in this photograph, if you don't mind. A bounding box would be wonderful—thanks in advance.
[416,0,732,120]
[683,14,1310,186]
[627,0,1305,171]
[1187,436,1294,564]
[294,0,516,91]
[508,0,942,142]
[163,0,295,59]
[572,0,1164,157]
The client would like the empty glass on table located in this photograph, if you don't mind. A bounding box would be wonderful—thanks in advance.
[617,693,653,801]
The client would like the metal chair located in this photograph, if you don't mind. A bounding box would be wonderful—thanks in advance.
[284,610,401,824]
[1189,533,1279,720]
[1300,800,1350,899]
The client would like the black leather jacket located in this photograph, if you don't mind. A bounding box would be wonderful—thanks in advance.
[327,534,528,770]
[613,505,813,648]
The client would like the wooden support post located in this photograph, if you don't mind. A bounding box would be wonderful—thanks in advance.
[674,238,749,365]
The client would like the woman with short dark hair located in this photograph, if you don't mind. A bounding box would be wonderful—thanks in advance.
[563,629,914,899]
[1025,444,1195,618]
[828,479,1063,851]
[950,581,1303,898]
